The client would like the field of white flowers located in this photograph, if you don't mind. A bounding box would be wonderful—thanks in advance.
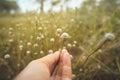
[0,10,120,80]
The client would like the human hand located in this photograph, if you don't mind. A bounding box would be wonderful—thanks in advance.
[15,49,72,80]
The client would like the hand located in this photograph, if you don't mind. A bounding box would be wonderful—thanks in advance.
[15,49,72,80]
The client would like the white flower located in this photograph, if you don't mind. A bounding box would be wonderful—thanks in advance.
[79,68,83,72]
[73,41,77,44]
[50,38,55,42]
[60,32,70,39]
[19,45,23,50]
[98,49,102,53]
[48,50,53,54]
[105,33,115,41]
[9,39,13,42]
[40,51,44,54]
[56,28,62,33]
[41,34,44,39]
[33,43,39,48]
[73,44,76,47]
[26,51,31,54]
[9,27,13,31]
[67,43,72,47]
[36,36,41,40]
[4,54,10,59]
[27,42,32,46]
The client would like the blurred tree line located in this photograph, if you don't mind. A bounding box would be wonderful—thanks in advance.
[0,0,18,14]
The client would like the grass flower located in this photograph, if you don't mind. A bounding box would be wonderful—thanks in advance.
[26,51,31,54]
[4,54,10,59]
[33,43,39,48]
[67,43,72,47]
[105,32,115,41]
[50,38,55,42]
[27,42,32,46]
[60,32,70,39]
[48,50,53,54]
[40,51,44,54]
[19,45,23,50]
[56,28,62,33]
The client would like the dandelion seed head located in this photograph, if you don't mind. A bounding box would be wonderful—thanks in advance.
[48,50,53,54]
[4,54,10,59]
[105,33,115,41]
[67,43,72,47]
[79,68,83,72]
[40,51,44,54]
[73,44,76,47]
[56,28,62,33]
[19,45,23,50]
[9,27,13,31]
[27,42,32,46]
[60,32,70,39]
[41,34,44,39]
[73,41,77,44]
[9,39,13,42]
[50,38,55,42]
[36,36,41,40]
[33,43,39,48]
[26,51,31,54]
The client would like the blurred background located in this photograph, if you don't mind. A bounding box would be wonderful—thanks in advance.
[0,0,120,80]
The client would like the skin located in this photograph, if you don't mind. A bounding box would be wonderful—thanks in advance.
[15,49,72,80]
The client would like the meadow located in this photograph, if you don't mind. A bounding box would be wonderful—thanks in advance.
[0,9,120,80]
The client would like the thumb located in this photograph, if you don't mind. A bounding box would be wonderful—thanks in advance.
[62,49,72,80]
[38,51,60,74]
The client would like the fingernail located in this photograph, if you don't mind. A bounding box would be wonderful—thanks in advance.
[62,50,71,66]
[62,49,69,55]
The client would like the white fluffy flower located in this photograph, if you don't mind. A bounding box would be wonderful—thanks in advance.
[9,39,13,42]
[56,28,62,33]
[48,50,53,54]
[27,42,32,46]
[67,43,72,47]
[36,36,41,40]
[40,51,44,54]
[19,45,23,50]
[73,41,77,44]
[105,33,115,41]
[50,38,55,42]
[41,34,44,39]
[9,27,13,31]
[4,54,10,59]
[33,43,38,48]
[60,32,70,39]
[26,51,31,54]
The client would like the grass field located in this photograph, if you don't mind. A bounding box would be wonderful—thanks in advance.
[0,9,120,80]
